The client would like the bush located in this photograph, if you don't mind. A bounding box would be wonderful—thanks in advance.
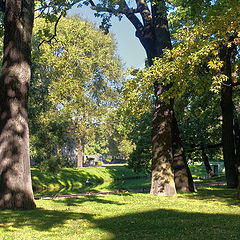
[38,156,60,173]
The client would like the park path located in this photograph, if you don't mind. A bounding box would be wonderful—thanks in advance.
[34,181,227,200]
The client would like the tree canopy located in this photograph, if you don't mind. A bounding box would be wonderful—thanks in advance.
[30,16,123,167]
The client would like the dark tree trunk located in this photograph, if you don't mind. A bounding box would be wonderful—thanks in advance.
[201,147,214,178]
[123,0,195,195]
[233,109,240,198]
[151,1,195,194]
[233,109,240,173]
[172,113,196,192]
[0,0,36,209]
[150,86,176,196]
[149,3,175,196]
[220,45,238,188]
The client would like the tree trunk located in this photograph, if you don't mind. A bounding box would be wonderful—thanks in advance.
[201,147,214,178]
[77,137,83,168]
[233,109,240,198]
[220,45,238,188]
[150,1,194,195]
[150,88,176,196]
[172,113,196,192]
[0,0,36,209]
[56,145,62,167]
[124,0,194,195]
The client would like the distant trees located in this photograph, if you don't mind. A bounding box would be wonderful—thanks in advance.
[30,16,123,168]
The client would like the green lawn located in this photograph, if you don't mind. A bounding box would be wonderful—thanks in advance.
[0,186,239,240]
[31,166,150,196]
[31,164,225,197]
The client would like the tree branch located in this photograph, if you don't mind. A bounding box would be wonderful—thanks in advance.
[38,13,62,50]
[135,0,152,26]
[114,0,142,34]
[88,0,140,15]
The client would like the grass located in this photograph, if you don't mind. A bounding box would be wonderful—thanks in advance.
[31,164,226,197]
[31,166,150,196]
[0,186,240,240]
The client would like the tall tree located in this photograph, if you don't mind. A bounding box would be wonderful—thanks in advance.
[34,16,122,168]
[84,0,195,195]
[136,0,240,191]
[172,0,240,188]
[0,0,36,209]
[220,42,238,187]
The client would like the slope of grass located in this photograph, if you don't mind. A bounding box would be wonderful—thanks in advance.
[31,166,150,196]
[0,186,239,240]
[32,164,227,196]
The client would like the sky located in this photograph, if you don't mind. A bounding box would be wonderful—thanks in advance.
[68,5,146,70]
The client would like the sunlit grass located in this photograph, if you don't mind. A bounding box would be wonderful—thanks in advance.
[31,166,150,196]
[0,186,239,240]
[31,164,226,197]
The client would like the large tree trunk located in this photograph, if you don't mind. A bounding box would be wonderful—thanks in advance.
[150,1,194,195]
[0,0,36,209]
[172,113,196,192]
[233,109,240,198]
[150,86,176,196]
[124,0,194,195]
[220,45,238,188]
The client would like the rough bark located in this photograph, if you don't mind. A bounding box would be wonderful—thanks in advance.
[90,0,195,194]
[233,109,240,174]
[150,83,176,196]
[0,0,36,209]
[172,113,196,192]
[220,45,238,188]
[150,1,195,195]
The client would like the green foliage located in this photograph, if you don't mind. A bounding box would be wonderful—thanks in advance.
[127,112,153,173]
[38,156,61,173]
[120,1,240,172]
[177,90,222,160]
[30,16,123,164]
[126,0,240,113]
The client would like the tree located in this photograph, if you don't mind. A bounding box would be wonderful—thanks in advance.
[83,0,195,195]
[170,0,240,188]
[177,91,222,177]
[134,0,240,190]
[33,16,122,168]
[0,0,36,209]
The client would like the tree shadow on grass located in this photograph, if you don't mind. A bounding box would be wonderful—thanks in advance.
[93,208,240,240]
[0,195,124,232]
[1,207,240,239]
[0,208,93,232]
[52,194,127,207]
[181,185,240,206]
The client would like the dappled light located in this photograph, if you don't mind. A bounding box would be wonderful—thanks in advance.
[0,0,35,209]
[1,192,240,239]
[182,186,240,207]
